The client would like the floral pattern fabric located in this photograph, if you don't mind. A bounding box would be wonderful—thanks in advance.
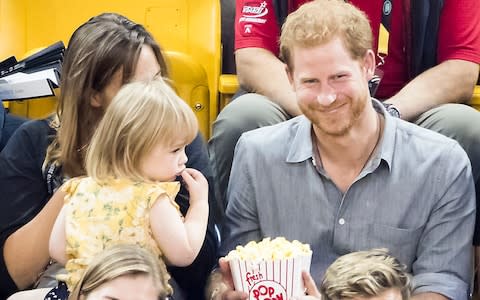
[56,177,180,290]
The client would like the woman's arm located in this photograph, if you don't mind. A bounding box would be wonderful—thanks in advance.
[49,202,68,265]
[3,183,64,290]
[0,120,59,290]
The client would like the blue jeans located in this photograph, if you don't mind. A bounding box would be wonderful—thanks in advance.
[0,104,27,151]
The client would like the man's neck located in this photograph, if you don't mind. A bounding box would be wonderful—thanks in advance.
[313,108,383,192]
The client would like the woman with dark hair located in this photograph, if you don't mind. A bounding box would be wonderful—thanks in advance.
[0,13,218,300]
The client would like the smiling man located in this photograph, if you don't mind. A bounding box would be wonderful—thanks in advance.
[209,1,476,300]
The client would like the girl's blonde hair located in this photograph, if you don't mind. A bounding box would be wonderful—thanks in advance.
[85,78,197,182]
[68,244,173,299]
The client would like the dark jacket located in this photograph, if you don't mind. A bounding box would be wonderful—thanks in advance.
[409,0,444,77]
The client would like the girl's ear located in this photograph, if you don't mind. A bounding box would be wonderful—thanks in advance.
[90,91,103,108]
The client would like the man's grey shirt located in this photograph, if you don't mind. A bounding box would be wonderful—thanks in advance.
[221,100,475,299]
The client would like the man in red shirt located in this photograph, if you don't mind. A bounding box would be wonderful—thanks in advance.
[209,0,480,246]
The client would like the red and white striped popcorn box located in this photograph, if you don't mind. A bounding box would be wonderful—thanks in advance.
[229,253,312,300]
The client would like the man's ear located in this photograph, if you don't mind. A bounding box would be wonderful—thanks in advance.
[363,49,376,80]
[90,91,103,108]
[286,65,294,87]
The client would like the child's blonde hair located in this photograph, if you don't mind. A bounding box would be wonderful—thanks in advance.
[85,78,198,182]
[321,248,411,300]
[68,244,172,299]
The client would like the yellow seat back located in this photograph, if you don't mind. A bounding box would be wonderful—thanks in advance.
[165,51,210,136]
[1,0,221,138]
[471,85,480,111]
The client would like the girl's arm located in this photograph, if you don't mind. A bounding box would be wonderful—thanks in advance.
[49,200,68,265]
[150,194,209,267]
[170,133,219,297]
[151,169,209,266]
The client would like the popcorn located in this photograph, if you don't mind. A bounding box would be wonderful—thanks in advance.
[226,237,312,300]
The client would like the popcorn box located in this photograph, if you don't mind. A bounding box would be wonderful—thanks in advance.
[227,238,312,300]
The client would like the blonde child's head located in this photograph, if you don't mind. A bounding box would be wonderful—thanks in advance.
[69,244,172,300]
[321,248,411,300]
[85,78,198,182]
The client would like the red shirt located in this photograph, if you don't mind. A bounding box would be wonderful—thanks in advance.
[234,0,480,98]
[235,0,309,55]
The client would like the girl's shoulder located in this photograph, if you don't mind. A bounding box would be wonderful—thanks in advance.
[61,176,90,193]
[127,180,180,195]
[145,181,181,210]
[153,181,181,197]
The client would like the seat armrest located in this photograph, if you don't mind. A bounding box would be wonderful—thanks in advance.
[470,85,480,111]
[218,74,239,110]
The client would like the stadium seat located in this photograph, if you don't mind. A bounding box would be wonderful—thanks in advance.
[471,85,480,111]
[219,74,238,110]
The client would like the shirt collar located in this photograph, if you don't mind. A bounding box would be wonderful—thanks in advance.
[285,99,397,171]
[372,98,396,171]
[286,116,314,163]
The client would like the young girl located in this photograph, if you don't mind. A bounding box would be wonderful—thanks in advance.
[45,78,209,299]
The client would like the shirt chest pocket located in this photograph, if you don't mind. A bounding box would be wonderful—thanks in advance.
[344,223,424,270]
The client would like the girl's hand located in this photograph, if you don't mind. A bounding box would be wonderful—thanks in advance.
[180,168,208,204]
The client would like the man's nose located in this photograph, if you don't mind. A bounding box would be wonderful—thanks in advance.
[314,81,337,105]
[316,90,337,106]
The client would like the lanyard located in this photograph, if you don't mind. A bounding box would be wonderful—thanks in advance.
[381,0,393,32]
[378,0,392,56]
[371,0,393,96]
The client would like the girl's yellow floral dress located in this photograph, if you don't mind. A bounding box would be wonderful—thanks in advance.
[56,177,181,290]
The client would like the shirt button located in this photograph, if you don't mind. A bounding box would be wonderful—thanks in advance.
[338,218,345,225]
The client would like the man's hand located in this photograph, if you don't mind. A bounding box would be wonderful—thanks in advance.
[207,257,248,300]
[292,271,321,300]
